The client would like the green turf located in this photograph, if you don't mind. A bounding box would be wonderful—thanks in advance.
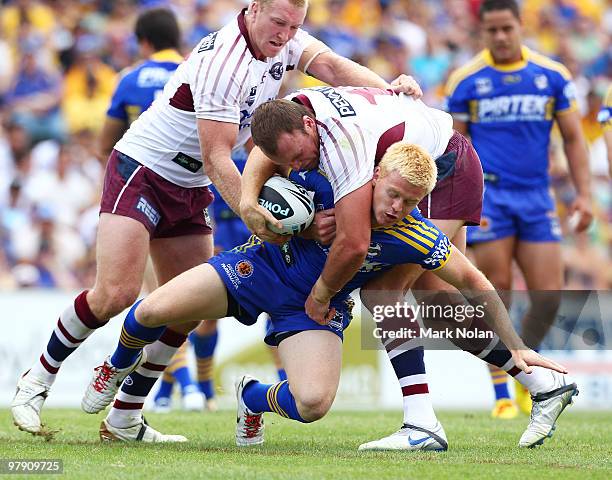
[1,409,610,479]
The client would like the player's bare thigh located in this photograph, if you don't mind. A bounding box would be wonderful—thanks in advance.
[136,263,229,328]
[515,241,563,290]
[278,330,342,422]
[470,236,516,291]
[88,213,151,319]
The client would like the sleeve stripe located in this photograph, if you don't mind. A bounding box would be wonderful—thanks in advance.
[528,52,573,80]
[394,226,435,248]
[331,118,364,172]
[445,54,487,96]
[197,42,225,103]
[317,120,350,187]
[383,230,430,254]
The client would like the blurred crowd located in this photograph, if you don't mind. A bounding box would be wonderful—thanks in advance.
[0,0,610,290]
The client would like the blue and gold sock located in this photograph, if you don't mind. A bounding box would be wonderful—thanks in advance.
[110,300,165,369]
[490,367,511,400]
[191,331,218,399]
[242,380,306,422]
[277,369,287,381]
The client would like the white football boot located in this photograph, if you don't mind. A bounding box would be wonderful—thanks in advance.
[235,374,264,446]
[99,417,187,443]
[519,372,578,448]
[358,422,448,452]
[81,351,147,414]
[11,373,51,435]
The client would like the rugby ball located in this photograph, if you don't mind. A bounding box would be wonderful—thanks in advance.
[258,176,315,235]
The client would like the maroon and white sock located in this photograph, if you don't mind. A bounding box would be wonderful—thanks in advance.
[28,291,105,385]
[107,328,187,428]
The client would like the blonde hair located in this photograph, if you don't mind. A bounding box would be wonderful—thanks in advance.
[378,142,437,194]
[255,0,308,10]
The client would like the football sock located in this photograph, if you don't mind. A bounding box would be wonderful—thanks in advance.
[191,330,218,399]
[242,380,306,422]
[108,329,187,428]
[110,300,165,369]
[165,343,195,394]
[388,346,438,429]
[29,290,106,385]
[277,368,287,381]
[154,378,173,402]
[490,367,511,400]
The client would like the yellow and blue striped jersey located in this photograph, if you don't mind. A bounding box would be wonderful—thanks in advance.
[445,46,577,188]
[107,49,183,125]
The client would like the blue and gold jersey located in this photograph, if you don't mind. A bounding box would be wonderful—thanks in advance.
[107,49,183,125]
[597,85,612,131]
[445,46,577,188]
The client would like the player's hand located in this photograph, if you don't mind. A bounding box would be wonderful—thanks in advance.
[300,209,336,245]
[510,348,568,375]
[389,74,423,99]
[305,293,336,325]
[240,200,287,244]
[568,195,593,233]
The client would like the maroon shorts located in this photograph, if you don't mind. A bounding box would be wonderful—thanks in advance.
[100,150,214,238]
[417,131,484,226]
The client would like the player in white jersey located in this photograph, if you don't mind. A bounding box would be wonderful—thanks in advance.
[242,87,453,323]
[12,0,422,441]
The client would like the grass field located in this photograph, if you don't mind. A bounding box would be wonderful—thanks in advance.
[1,409,610,479]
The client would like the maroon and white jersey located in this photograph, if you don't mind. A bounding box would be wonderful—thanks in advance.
[115,10,314,188]
[289,87,453,202]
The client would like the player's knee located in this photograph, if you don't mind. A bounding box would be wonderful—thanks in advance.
[90,284,140,318]
[135,298,165,328]
[296,390,335,422]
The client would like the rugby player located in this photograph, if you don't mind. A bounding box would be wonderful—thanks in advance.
[445,0,591,417]
[11,0,421,439]
[86,141,574,450]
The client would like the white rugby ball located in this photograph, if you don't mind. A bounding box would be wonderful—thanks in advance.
[258,176,315,235]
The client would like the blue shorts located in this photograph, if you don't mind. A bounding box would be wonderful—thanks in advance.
[467,183,561,244]
[207,241,353,346]
[213,217,251,251]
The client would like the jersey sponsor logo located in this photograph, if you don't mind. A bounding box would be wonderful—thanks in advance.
[135,196,161,226]
[221,263,241,289]
[235,260,254,278]
[246,86,257,106]
[475,77,492,95]
[137,67,173,88]
[197,31,218,52]
[171,152,202,173]
[422,235,450,268]
[269,62,284,81]
[476,94,552,122]
[502,74,521,85]
[534,74,548,90]
[313,86,356,117]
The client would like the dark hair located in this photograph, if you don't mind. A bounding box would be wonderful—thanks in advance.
[251,99,315,155]
[479,0,521,20]
[135,8,181,51]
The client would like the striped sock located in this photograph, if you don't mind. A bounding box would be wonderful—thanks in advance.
[388,346,438,429]
[154,378,174,401]
[165,343,195,393]
[242,380,306,422]
[191,331,218,399]
[490,367,511,400]
[107,329,187,428]
[110,300,165,369]
[29,291,106,385]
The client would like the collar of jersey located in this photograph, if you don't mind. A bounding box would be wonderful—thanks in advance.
[150,49,183,63]
[483,46,530,71]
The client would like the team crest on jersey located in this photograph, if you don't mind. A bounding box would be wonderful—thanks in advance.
[269,62,284,80]
[475,77,492,95]
[235,260,254,278]
[534,74,548,90]
[197,32,218,52]
[502,74,521,85]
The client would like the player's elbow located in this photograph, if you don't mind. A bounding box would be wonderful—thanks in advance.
[335,233,370,261]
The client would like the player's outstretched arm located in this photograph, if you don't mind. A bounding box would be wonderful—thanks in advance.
[198,119,242,214]
[239,146,286,243]
[299,39,421,97]
[556,110,593,232]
